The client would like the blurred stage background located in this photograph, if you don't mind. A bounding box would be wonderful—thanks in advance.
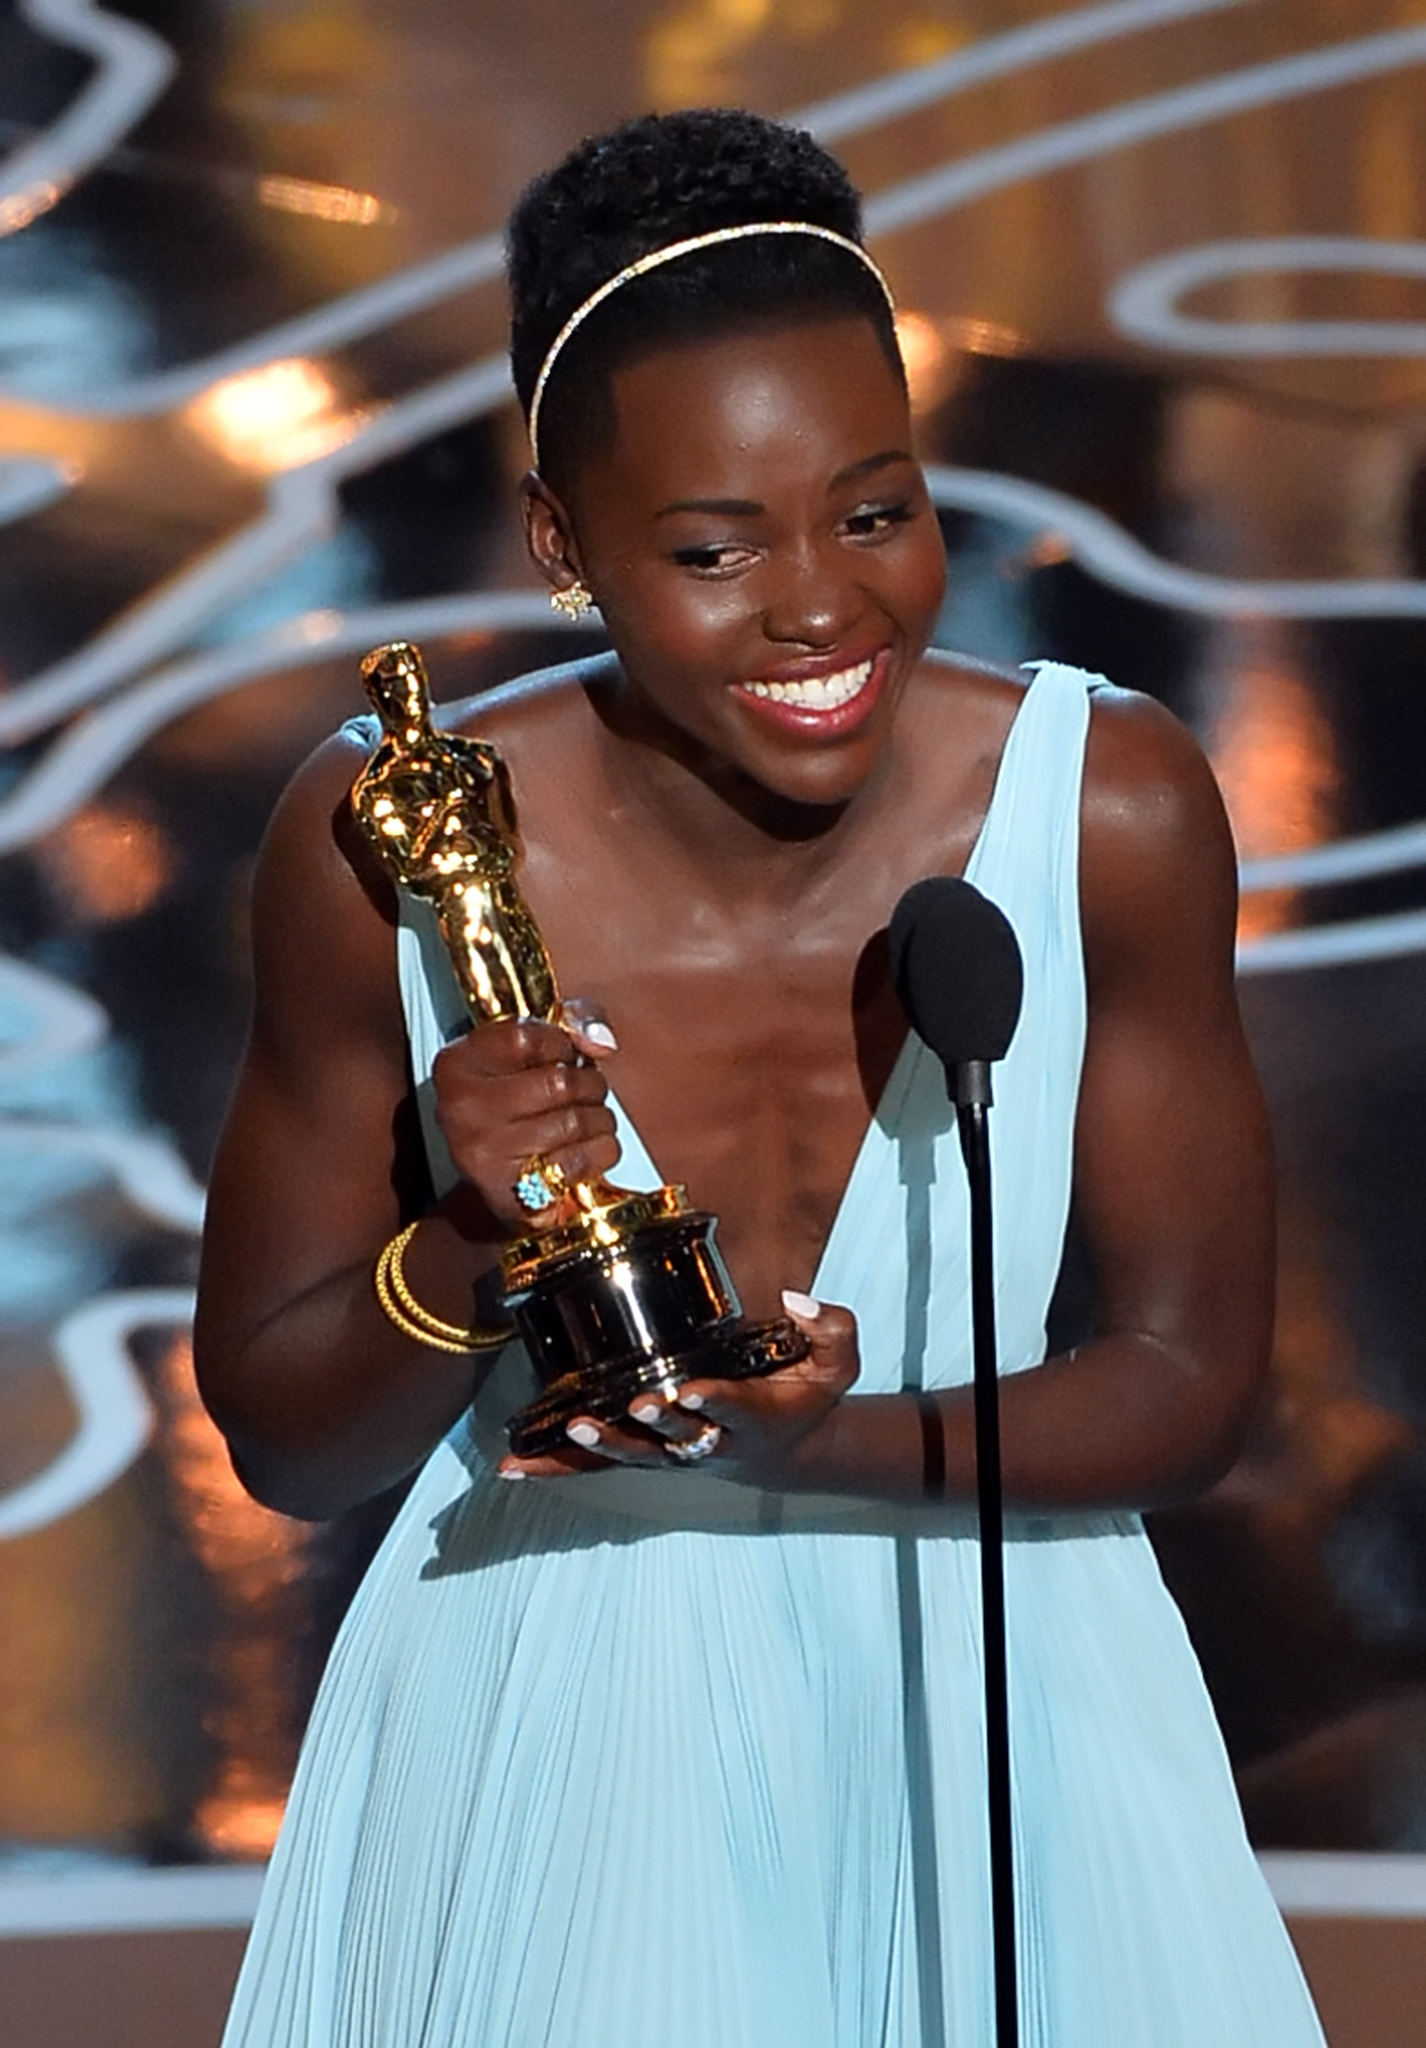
[1,2,1425,2042]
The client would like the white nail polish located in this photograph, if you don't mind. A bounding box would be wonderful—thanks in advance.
[583,1020,619,1050]
[630,1403,661,1424]
[567,1421,601,1448]
[781,1288,821,1319]
[497,1466,526,1481]
[680,1391,705,1410]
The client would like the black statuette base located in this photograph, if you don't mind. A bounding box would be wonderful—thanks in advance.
[500,1204,809,1458]
[505,1317,809,1459]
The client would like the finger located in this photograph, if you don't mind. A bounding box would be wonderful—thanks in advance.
[626,1388,718,1448]
[495,1444,604,1480]
[670,1375,810,1434]
[557,998,619,1061]
[563,1414,668,1466]
[435,1017,579,1081]
[780,1290,861,1391]
[506,1113,621,1197]
[667,1379,740,1427]
[500,1077,617,1150]
[442,1051,611,1124]
[438,1076,619,1195]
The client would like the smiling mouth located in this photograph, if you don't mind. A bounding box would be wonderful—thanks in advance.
[738,657,875,711]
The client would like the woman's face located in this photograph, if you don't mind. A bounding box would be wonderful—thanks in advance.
[527,316,947,813]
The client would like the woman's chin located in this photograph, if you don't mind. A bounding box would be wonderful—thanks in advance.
[716,735,894,826]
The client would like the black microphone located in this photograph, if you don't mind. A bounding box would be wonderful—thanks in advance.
[886,873,1026,2048]
[887,876,1024,1108]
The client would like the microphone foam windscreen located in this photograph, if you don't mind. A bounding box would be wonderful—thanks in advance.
[887,876,1024,1067]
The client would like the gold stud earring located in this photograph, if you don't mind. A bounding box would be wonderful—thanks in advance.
[549,580,595,620]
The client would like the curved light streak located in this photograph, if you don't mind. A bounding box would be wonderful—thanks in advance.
[0,569,1422,971]
[5,14,1424,750]
[0,0,1230,413]
[0,952,107,1076]
[0,233,508,418]
[1,557,1424,964]
[0,588,584,853]
[0,939,200,1538]
[1111,236,1426,356]
[0,351,515,745]
[0,0,176,234]
[923,466,1426,618]
[862,24,1426,239]
[803,0,1249,141]
[0,1288,192,1539]
[0,945,203,1539]
[1237,909,1426,975]
[5,8,1424,753]
[0,1119,205,1229]
[0,455,78,523]
[1239,820,1426,893]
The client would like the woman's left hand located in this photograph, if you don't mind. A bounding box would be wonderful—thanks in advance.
[494,1293,859,1485]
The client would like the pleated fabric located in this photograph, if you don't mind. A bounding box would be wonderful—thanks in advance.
[224,664,1325,2047]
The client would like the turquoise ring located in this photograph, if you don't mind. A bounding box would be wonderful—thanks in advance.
[514,1153,568,1216]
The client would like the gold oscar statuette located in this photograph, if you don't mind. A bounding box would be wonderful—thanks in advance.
[352,641,807,1454]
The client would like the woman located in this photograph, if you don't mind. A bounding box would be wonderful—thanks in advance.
[199,108,1325,2047]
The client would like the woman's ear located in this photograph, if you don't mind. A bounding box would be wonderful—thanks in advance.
[520,472,584,594]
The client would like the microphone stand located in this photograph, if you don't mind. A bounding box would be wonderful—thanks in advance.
[954,1057,1019,2048]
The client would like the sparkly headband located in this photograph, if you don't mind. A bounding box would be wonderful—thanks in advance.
[526,221,896,470]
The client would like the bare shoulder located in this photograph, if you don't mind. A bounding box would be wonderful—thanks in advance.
[247,723,404,1055]
[439,650,613,756]
[1082,683,1228,840]
[904,648,1027,788]
[916,647,1025,723]
[1079,684,1239,989]
[256,720,386,914]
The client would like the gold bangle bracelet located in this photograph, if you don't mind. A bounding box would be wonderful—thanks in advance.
[373,1223,514,1355]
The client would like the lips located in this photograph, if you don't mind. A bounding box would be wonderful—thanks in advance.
[732,649,887,737]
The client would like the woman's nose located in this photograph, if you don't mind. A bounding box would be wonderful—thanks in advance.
[760,542,861,646]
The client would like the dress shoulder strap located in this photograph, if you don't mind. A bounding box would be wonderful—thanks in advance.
[396,899,466,1196]
[965,659,1095,931]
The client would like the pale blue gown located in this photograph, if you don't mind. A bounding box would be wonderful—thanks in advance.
[222,662,1325,2047]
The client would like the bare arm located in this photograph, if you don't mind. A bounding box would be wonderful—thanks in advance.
[551,690,1274,1513]
[194,734,619,1519]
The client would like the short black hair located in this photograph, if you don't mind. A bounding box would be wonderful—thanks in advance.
[506,108,903,488]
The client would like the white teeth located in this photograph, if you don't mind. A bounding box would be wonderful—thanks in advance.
[742,657,874,709]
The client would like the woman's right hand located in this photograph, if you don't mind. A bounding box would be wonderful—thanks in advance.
[431,1006,622,1232]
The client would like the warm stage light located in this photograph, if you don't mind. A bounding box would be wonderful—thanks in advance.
[896,312,1027,418]
[0,180,64,236]
[157,1334,308,1862]
[895,310,953,416]
[943,315,1026,359]
[258,174,398,226]
[182,357,370,472]
[1204,627,1340,942]
[41,804,174,924]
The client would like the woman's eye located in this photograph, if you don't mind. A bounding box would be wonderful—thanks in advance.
[842,501,915,540]
[669,543,754,574]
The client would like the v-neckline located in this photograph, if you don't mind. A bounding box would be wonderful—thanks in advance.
[602,664,1040,1293]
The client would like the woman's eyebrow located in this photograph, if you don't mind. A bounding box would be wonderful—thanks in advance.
[654,451,915,523]
[831,448,914,486]
[655,495,763,519]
